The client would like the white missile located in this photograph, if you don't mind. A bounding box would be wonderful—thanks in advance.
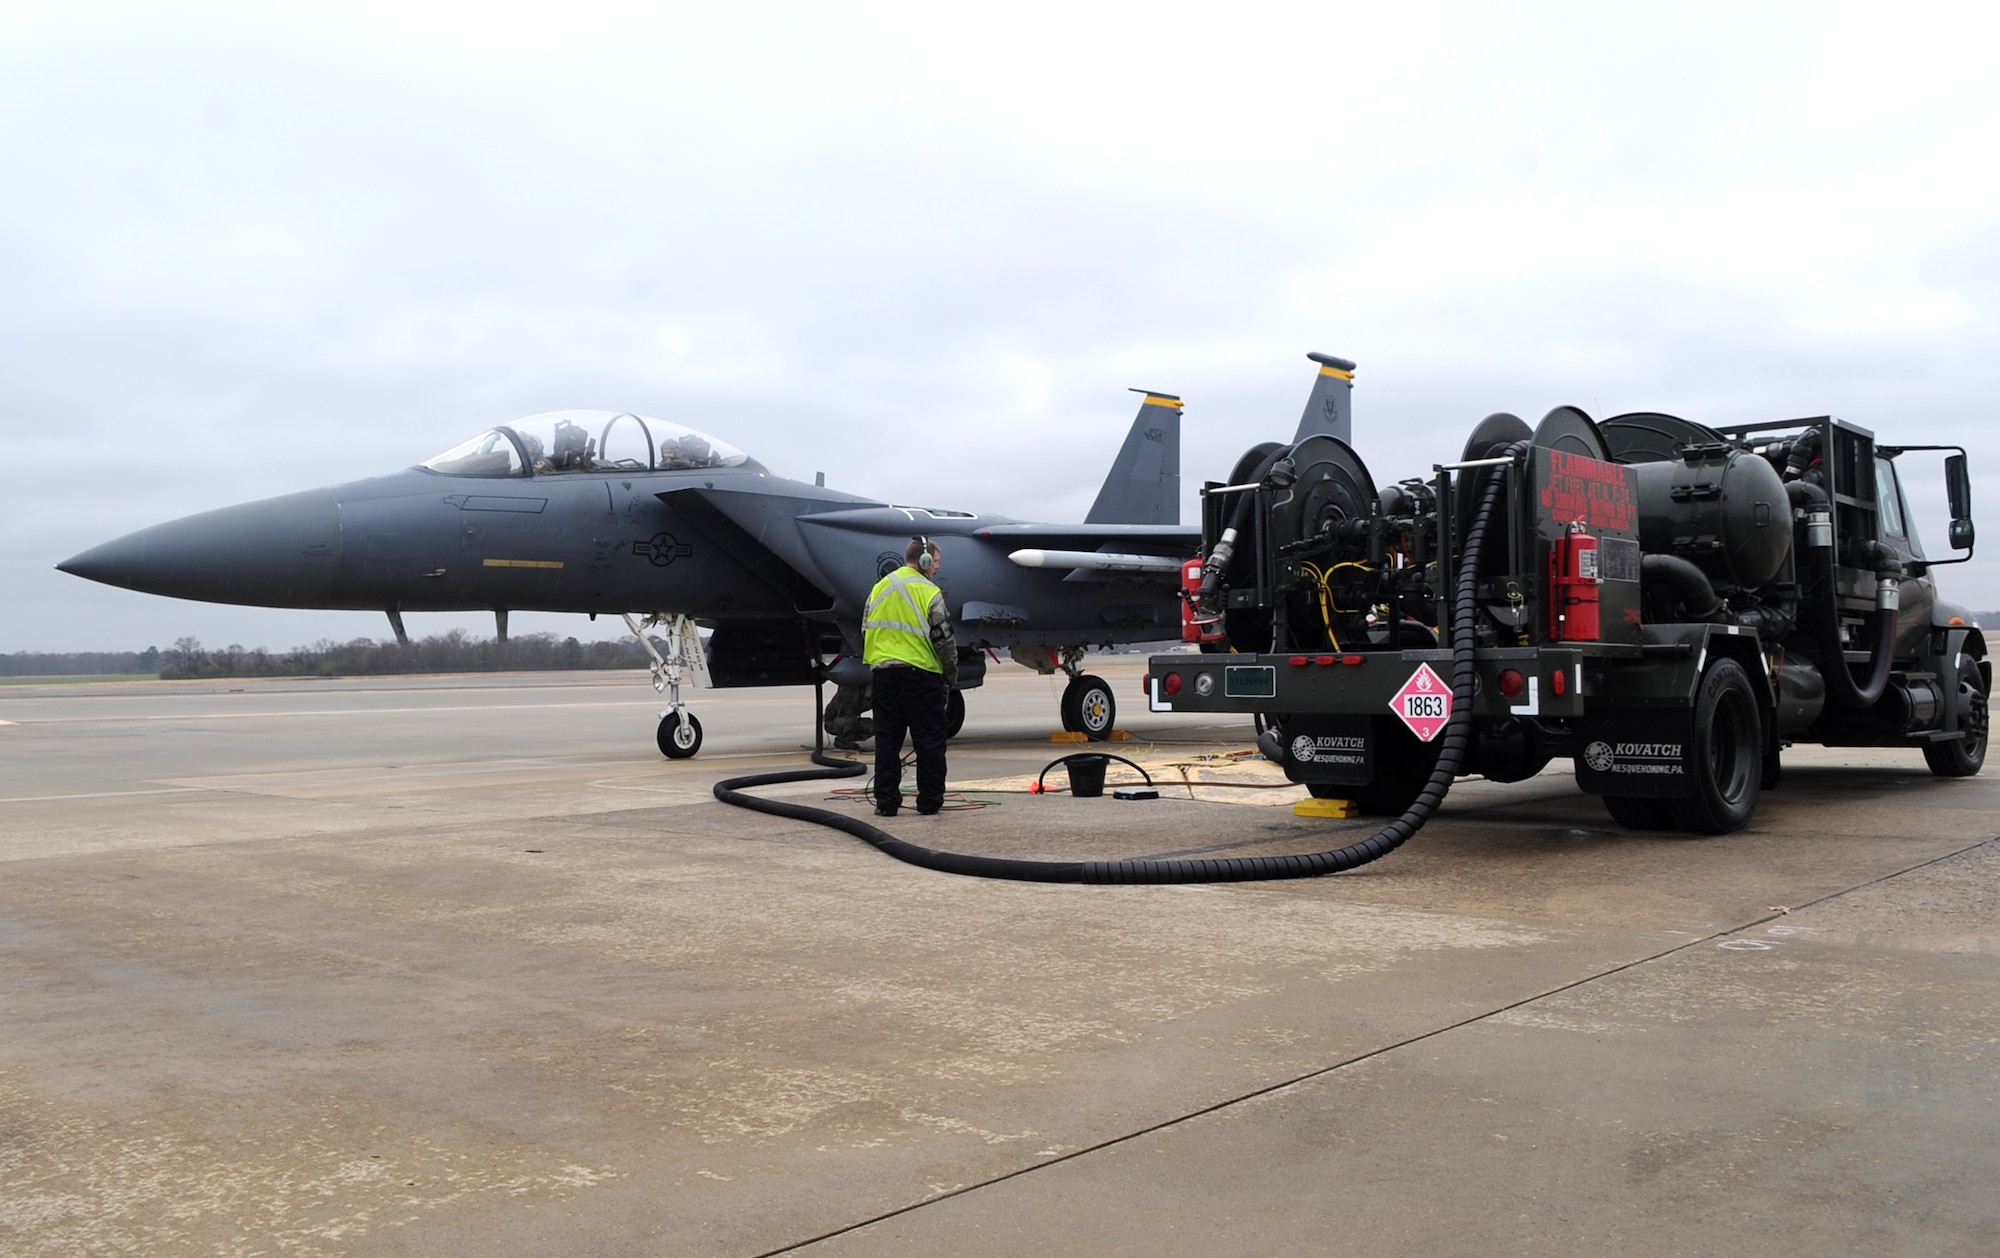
[1007,549,1184,573]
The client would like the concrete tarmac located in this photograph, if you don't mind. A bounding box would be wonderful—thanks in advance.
[2,663,1995,1256]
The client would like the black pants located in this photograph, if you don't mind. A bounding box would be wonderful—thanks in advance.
[872,665,947,812]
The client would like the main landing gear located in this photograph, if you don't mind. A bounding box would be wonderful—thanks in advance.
[1061,672,1116,740]
[1022,645,1116,740]
[624,612,709,760]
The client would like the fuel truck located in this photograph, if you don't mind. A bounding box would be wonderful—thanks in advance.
[1145,400,1985,834]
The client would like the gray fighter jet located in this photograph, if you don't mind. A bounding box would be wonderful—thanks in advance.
[61,354,1358,755]
[59,388,1221,757]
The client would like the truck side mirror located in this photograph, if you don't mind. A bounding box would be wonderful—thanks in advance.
[1946,453,1972,521]
[1945,453,1974,551]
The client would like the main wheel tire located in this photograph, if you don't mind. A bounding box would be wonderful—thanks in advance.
[945,688,966,739]
[1668,658,1761,833]
[657,711,703,759]
[1923,654,1988,778]
[1061,674,1116,741]
[1603,794,1675,830]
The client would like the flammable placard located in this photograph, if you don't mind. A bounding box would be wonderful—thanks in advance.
[1388,662,1452,741]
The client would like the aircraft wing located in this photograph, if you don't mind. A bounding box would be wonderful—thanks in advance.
[655,486,840,613]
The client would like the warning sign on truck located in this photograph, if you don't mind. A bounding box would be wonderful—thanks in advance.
[1388,663,1453,741]
[1540,449,1634,534]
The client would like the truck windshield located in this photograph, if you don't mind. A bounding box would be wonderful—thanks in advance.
[422,411,749,477]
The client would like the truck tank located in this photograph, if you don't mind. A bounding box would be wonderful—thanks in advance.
[1606,414,1794,591]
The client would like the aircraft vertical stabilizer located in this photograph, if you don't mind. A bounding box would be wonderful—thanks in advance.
[1084,391,1182,525]
[1293,352,1356,444]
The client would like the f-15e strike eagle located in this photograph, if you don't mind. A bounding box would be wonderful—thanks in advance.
[60,354,1357,756]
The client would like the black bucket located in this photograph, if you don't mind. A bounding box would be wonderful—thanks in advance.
[1066,754,1110,798]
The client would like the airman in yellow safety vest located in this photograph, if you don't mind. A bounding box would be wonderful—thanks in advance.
[862,536,958,816]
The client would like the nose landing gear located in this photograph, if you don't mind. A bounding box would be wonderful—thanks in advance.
[657,711,704,758]
[624,612,712,759]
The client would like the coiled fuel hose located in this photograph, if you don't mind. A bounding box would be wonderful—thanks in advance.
[713,445,1524,883]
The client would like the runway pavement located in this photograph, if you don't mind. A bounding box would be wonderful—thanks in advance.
[2,663,1995,1255]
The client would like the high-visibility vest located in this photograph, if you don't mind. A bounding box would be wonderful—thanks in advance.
[864,566,944,672]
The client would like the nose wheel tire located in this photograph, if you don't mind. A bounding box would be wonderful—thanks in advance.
[945,688,966,739]
[658,712,703,759]
[1061,674,1116,741]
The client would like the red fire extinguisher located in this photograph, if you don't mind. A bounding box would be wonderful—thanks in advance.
[1181,558,1225,644]
[1548,522,1600,641]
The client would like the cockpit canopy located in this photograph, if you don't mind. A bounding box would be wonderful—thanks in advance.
[422,411,749,477]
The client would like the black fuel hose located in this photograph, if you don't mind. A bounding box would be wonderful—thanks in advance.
[1035,752,1155,794]
[713,445,1522,883]
[1812,542,1897,710]
[1787,479,1895,710]
[1196,446,1290,612]
[1639,554,1723,622]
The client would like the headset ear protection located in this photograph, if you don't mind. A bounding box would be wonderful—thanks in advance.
[914,536,935,574]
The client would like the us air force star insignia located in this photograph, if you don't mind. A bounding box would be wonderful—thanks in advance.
[634,532,695,567]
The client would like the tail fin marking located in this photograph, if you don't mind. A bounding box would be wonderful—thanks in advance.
[1083,390,1182,526]
[1292,352,1356,445]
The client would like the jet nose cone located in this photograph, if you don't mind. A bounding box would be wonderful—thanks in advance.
[59,489,342,607]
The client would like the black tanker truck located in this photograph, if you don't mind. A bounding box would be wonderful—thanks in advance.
[1146,404,1985,834]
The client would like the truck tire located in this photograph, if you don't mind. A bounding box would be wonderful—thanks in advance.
[1603,794,1675,830]
[1352,717,1440,815]
[1668,658,1761,834]
[1923,654,1988,778]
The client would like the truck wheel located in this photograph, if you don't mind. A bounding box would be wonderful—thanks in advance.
[1668,658,1760,834]
[1603,794,1675,830]
[1352,717,1440,815]
[1354,775,1425,816]
[1061,675,1116,741]
[1923,654,1988,778]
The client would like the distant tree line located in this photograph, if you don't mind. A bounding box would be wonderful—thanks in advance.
[5,631,659,679]
[10,612,1998,680]
[1,647,162,676]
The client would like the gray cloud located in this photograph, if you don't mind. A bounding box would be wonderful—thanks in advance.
[6,3,1997,652]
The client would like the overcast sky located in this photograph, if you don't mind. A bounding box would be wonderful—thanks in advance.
[5,1,1997,654]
